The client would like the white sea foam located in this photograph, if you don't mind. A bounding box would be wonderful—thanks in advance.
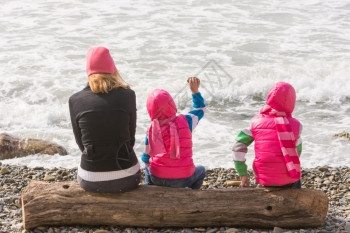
[1,0,350,169]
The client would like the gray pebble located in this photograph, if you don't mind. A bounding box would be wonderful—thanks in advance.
[273,227,283,233]
[205,228,218,233]
[345,222,350,231]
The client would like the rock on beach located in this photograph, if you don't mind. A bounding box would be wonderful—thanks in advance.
[334,131,350,140]
[0,133,68,160]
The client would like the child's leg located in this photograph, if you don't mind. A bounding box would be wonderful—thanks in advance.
[274,179,302,189]
[188,165,206,189]
[144,165,153,185]
[158,165,206,189]
[290,179,302,189]
[148,165,206,189]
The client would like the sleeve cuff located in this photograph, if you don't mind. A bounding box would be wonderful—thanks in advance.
[192,92,205,108]
[234,161,248,176]
[141,153,150,164]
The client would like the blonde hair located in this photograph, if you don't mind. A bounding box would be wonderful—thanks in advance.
[88,71,130,93]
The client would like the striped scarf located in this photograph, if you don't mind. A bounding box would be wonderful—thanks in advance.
[147,115,180,159]
[260,105,301,179]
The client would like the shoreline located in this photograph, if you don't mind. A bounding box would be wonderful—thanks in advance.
[0,163,349,233]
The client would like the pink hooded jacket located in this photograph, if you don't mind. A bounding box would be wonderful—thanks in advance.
[146,89,195,179]
[251,82,301,186]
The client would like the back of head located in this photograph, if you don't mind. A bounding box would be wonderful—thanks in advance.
[146,89,177,120]
[266,82,296,114]
[86,46,129,93]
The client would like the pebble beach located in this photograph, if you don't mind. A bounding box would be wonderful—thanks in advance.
[0,162,349,233]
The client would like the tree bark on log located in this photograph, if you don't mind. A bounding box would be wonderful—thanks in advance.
[21,181,329,229]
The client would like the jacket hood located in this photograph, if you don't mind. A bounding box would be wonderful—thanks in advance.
[146,89,177,120]
[266,82,296,114]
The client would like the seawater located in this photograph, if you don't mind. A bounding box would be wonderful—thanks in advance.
[1,0,350,169]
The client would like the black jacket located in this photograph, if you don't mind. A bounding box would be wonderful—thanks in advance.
[69,85,138,172]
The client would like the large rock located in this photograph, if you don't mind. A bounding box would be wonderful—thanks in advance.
[0,133,67,160]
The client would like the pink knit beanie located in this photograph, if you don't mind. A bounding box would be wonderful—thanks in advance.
[86,47,117,76]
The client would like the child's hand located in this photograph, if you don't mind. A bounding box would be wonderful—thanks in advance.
[240,175,250,187]
[187,77,200,94]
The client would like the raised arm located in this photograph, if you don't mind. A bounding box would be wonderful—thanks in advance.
[184,77,206,132]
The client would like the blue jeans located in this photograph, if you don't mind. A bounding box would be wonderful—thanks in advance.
[281,179,302,189]
[266,179,302,189]
[144,165,206,189]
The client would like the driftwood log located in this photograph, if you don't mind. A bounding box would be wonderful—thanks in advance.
[0,133,67,159]
[21,181,329,229]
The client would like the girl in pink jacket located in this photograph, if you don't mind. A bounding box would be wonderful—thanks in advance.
[141,77,206,189]
[232,82,302,188]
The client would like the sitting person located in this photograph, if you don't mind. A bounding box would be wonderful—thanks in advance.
[69,46,141,193]
[232,81,303,188]
[141,77,206,189]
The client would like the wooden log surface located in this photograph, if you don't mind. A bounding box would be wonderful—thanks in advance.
[21,181,329,229]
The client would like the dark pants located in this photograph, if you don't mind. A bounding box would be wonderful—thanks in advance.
[265,179,302,189]
[144,165,206,189]
[281,179,302,189]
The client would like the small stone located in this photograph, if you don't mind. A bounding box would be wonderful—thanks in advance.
[226,181,241,187]
[93,230,111,233]
[273,226,283,233]
[214,181,221,186]
[194,228,206,232]
[319,166,329,172]
[13,188,20,193]
[0,167,10,175]
[345,222,350,231]
[202,181,209,187]
[43,175,55,181]
[206,228,218,233]
[182,228,195,233]
[15,199,22,208]
[36,226,48,231]
[225,228,238,233]
[323,180,331,185]
[315,177,323,183]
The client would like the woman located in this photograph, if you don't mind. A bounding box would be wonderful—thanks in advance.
[69,46,141,193]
